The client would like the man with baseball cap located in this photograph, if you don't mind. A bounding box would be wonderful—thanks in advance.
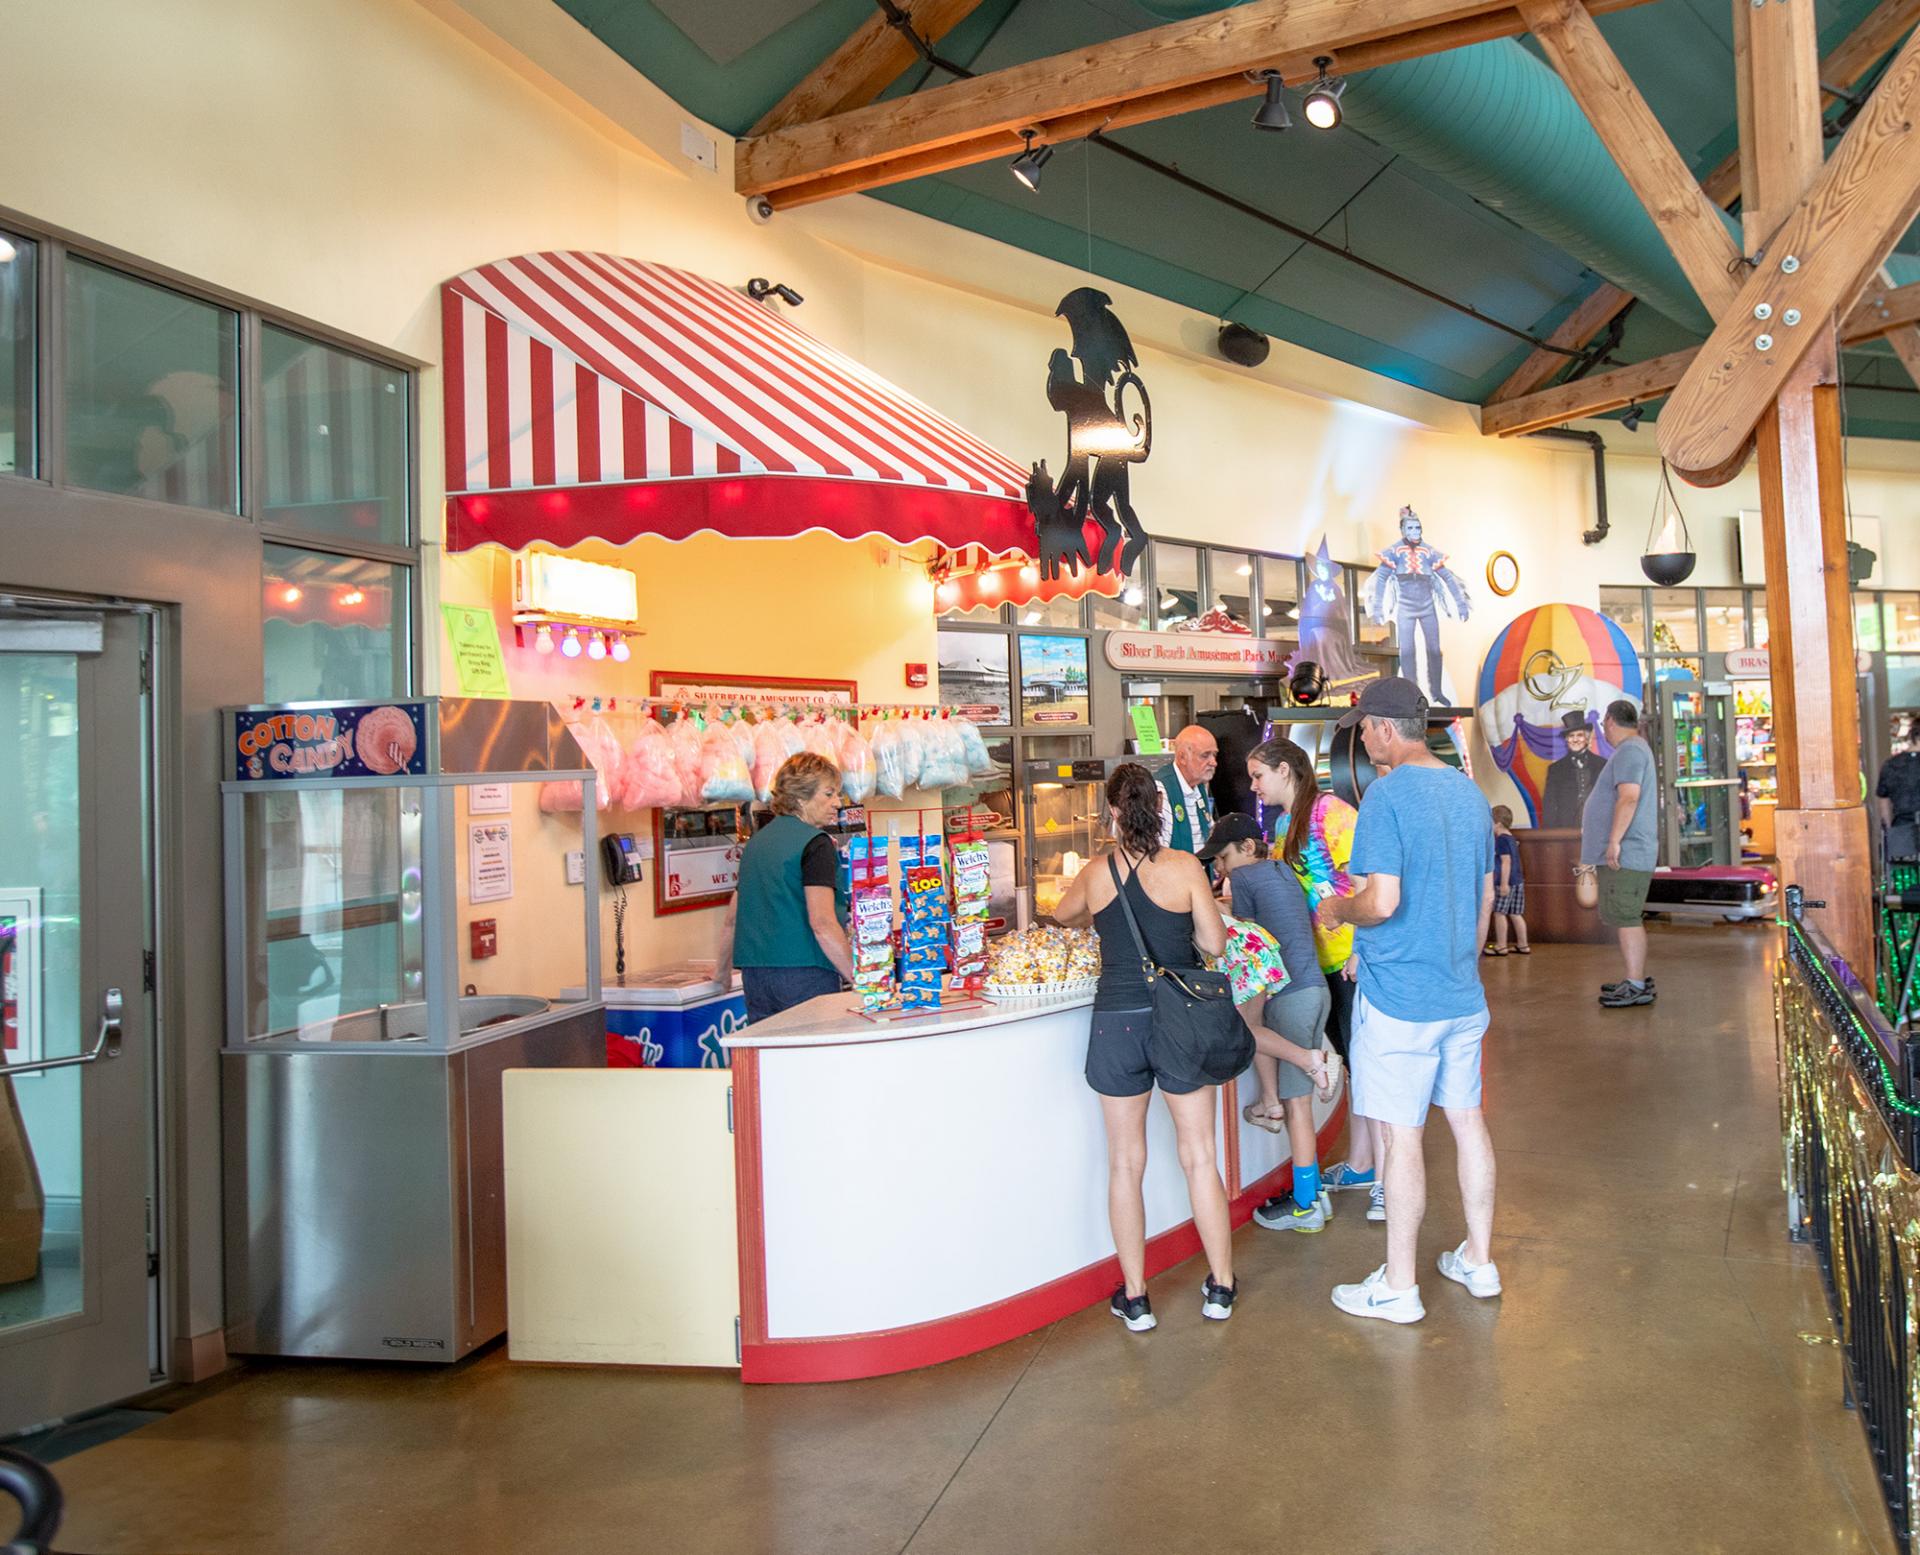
[1316,677,1501,1323]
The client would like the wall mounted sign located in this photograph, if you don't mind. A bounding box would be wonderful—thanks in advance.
[442,605,511,698]
[1103,631,1290,676]
[232,702,427,781]
[1026,288,1153,579]
[1486,551,1520,597]
[467,783,512,814]
[1129,703,1164,754]
[468,820,514,904]
[1724,647,1771,678]
[1018,635,1090,725]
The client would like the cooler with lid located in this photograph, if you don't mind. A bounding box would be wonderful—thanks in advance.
[565,964,746,1069]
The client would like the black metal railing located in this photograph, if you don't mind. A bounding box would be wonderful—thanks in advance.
[1781,891,1920,1553]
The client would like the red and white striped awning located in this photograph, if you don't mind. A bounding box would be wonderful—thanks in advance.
[440,252,1051,558]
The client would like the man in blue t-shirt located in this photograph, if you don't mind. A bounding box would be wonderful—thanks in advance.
[1317,677,1500,1325]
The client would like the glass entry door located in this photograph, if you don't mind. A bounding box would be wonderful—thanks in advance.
[1658,679,1741,868]
[0,602,154,1435]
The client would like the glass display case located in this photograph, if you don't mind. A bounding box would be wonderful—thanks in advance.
[1733,681,1776,855]
[220,698,605,1362]
[1656,679,1741,867]
[1022,755,1163,919]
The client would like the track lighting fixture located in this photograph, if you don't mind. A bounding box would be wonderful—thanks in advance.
[1010,130,1054,191]
[1251,70,1292,132]
[1302,58,1346,130]
[745,277,804,307]
[1620,403,1644,432]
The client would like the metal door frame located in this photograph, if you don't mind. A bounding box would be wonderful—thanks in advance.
[0,593,161,1434]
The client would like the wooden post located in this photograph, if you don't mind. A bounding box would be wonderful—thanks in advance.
[1744,0,1875,972]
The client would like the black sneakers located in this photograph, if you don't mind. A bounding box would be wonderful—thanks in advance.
[1201,1275,1238,1321]
[1599,979,1655,1007]
[1599,976,1656,994]
[1110,1286,1156,1332]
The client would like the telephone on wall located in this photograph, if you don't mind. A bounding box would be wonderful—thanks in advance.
[602,833,644,887]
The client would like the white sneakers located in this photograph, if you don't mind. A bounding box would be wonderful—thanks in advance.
[1332,1245,1502,1324]
[1437,1242,1502,1297]
[1330,1265,1426,1324]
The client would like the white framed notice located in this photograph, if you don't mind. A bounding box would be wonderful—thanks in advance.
[469,821,514,904]
[468,782,512,815]
[0,887,44,1073]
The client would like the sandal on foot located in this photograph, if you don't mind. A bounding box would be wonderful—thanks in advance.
[1515,945,1531,955]
[1483,946,1509,957]
[1241,1101,1287,1134]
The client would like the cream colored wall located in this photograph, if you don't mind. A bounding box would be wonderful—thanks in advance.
[6,0,1918,1343]
[450,779,591,1001]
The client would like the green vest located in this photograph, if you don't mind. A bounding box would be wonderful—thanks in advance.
[1157,764,1212,854]
[733,815,846,971]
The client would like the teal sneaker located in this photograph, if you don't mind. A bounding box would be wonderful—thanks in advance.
[1322,1162,1376,1193]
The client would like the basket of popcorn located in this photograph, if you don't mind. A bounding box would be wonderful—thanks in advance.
[983,925,1101,1002]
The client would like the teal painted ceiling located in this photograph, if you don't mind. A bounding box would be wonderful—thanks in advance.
[554,0,1920,439]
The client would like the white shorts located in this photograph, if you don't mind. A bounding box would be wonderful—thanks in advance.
[1350,990,1488,1127]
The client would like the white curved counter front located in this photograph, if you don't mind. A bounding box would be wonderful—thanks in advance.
[723,990,1345,1383]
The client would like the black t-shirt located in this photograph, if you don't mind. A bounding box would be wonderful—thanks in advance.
[800,833,839,890]
[1879,752,1920,821]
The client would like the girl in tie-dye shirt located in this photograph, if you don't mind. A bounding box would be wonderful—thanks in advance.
[1248,735,1383,1194]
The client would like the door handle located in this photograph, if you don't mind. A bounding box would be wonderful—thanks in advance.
[0,987,124,1079]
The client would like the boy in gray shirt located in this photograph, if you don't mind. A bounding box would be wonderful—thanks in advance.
[1581,699,1659,1006]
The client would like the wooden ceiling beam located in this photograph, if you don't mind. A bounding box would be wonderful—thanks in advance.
[1659,26,1920,480]
[750,0,989,137]
[1479,278,1920,434]
[736,0,1656,204]
[1519,0,1742,314]
[1485,282,1633,404]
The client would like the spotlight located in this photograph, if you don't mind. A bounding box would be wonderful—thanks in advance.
[1020,564,1039,584]
[979,571,1001,597]
[936,580,960,608]
[1010,131,1054,191]
[1620,403,1644,432]
[1122,585,1144,607]
[1302,58,1345,129]
[337,588,365,608]
[609,634,631,663]
[534,624,555,655]
[560,629,583,660]
[1251,70,1292,132]
[745,277,804,307]
[0,235,15,263]
[586,631,607,661]
[280,585,302,605]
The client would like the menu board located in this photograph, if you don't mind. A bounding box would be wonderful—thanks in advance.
[1018,635,1090,726]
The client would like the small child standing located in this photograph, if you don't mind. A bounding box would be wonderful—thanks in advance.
[1488,805,1530,956]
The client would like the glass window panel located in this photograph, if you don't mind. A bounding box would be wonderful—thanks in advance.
[1259,556,1301,637]
[1351,565,1393,644]
[1857,594,1884,654]
[64,258,238,512]
[1703,588,1746,651]
[1015,594,1085,630]
[1748,590,1768,648]
[261,325,409,545]
[1211,550,1256,632]
[1089,579,1148,632]
[0,231,34,478]
[1887,593,1920,652]
[241,786,425,1040]
[1599,587,1647,654]
[263,545,411,702]
[1650,588,1700,655]
[1153,543,1200,630]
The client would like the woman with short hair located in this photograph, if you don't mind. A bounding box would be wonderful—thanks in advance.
[1053,762,1235,1332]
[722,752,852,1023]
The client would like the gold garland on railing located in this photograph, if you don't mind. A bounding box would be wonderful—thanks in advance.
[1777,954,1920,1534]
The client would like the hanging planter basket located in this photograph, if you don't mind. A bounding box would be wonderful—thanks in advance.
[1641,460,1697,586]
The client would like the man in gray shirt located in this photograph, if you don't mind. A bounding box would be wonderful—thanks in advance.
[1581,699,1659,1007]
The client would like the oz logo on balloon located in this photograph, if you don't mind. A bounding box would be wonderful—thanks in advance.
[1475,604,1643,827]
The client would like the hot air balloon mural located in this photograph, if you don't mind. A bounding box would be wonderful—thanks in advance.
[1475,604,1643,826]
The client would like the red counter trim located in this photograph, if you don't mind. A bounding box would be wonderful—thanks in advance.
[736,1092,1347,1385]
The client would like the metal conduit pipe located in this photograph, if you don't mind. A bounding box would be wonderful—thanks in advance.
[1525,426,1610,545]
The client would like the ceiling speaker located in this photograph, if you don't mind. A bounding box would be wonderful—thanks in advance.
[1217,322,1271,368]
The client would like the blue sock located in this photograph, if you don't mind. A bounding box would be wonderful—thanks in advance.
[1294,1161,1321,1210]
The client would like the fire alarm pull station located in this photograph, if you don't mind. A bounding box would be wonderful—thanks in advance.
[470,919,498,959]
[905,662,928,689]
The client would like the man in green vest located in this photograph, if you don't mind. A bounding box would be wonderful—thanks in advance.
[1156,725,1219,854]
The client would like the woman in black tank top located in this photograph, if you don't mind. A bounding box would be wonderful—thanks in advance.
[1054,763,1235,1331]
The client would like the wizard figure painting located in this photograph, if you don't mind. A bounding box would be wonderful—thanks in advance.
[1026,287,1153,579]
[1542,708,1608,829]
[1291,538,1374,690]
[1365,505,1472,700]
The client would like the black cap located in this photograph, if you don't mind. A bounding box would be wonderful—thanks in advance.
[1335,675,1430,729]
[1560,709,1591,734]
[1195,811,1263,862]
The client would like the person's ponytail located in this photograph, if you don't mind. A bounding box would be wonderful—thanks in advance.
[1108,763,1163,857]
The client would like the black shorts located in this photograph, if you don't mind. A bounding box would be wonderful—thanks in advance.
[1086,1007,1205,1098]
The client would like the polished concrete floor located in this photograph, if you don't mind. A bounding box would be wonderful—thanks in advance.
[43,927,1895,1554]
